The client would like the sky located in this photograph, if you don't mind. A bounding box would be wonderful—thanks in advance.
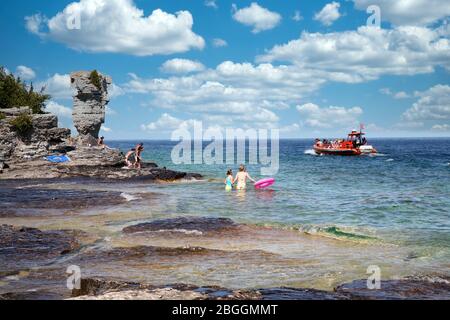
[1,0,450,139]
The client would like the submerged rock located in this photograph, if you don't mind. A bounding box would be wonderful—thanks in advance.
[0,187,126,217]
[335,278,450,300]
[0,225,81,272]
[123,217,237,234]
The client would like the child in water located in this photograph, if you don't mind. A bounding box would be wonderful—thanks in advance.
[224,169,234,191]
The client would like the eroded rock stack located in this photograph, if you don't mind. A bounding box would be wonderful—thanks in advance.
[71,71,111,145]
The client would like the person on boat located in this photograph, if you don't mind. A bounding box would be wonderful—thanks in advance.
[224,169,234,191]
[125,149,136,168]
[234,164,256,190]
[134,143,144,169]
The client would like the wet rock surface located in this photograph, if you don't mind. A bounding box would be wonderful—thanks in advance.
[0,225,81,272]
[0,187,125,217]
[335,278,450,300]
[1,223,450,300]
[0,157,202,181]
[123,217,238,234]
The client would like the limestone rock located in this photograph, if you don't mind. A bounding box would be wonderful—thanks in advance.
[71,71,111,144]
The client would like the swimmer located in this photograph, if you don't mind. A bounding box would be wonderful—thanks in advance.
[224,169,234,191]
[234,164,256,190]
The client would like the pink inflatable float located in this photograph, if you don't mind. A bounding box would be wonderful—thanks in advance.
[254,178,275,189]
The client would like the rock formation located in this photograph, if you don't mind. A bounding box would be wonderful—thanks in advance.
[71,71,111,145]
[0,107,71,162]
[0,70,202,181]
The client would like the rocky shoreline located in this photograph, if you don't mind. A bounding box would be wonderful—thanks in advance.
[0,70,202,181]
[1,219,450,300]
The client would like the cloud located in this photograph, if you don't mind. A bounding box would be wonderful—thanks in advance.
[212,38,228,47]
[160,58,205,74]
[353,0,450,26]
[431,124,450,131]
[25,13,46,36]
[204,0,218,9]
[292,10,303,22]
[402,84,450,121]
[380,88,392,95]
[101,125,112,133]
[394,91,410,99]
[45,101,72,118]
[232,2,282,33]
[15,66,36,80]
[314,2,341,26]
[37,73,73,100]
[258,25,450,82]
[25,0,205,56]
[297,103,363,129]
[380,88,410,99]
[141,113,198,132]
[125,59,329,130]
[124,61,323,129]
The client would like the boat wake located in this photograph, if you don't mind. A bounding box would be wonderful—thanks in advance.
[304,149,318,156]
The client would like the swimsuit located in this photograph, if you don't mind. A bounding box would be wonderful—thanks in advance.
[225,176,233,191]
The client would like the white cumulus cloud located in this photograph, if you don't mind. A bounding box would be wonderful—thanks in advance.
[25,0,205,56]
[232,2,282,33]
[402,84,450,121]
[37,74,74,100]
[258,25,450,82]
[353,0,450,26]
[160,59,205,74]
[212,38,228,48]
[204,0,218,9]
[314,2,341,26]
[15,66,36,80]
[45,101,72,118]
[297,103,363,129]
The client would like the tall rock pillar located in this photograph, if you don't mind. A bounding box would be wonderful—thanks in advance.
[71,71,111,145]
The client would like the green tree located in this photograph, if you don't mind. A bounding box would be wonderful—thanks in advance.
[0,66,50,114]
[89,70,102,90]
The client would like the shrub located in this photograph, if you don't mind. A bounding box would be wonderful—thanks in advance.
[89,70,102,90]
[0,66,50,114]
[9,113,33,135]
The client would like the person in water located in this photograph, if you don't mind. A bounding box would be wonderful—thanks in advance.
[224,169,234,191]
[234,165,256,190]
[134,143,144,169]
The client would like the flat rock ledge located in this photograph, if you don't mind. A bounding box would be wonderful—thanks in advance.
[0,147,202,181]
[67,276,450,300]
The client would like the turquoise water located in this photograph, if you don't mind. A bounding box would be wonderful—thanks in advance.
[111,139,450,260]
[1,138,449,292]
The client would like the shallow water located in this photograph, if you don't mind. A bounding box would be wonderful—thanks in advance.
[1,138,449,294]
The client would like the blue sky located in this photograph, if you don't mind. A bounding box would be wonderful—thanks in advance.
[1,0,449,139]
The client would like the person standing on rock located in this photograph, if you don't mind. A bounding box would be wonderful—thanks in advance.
[125,149,136,168]
[134,143,144,169]
[98,136,106,149]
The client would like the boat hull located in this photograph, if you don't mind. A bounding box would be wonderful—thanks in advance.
[314,147,361,156]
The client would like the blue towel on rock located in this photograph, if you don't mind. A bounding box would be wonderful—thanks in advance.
[45,155,71,163]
